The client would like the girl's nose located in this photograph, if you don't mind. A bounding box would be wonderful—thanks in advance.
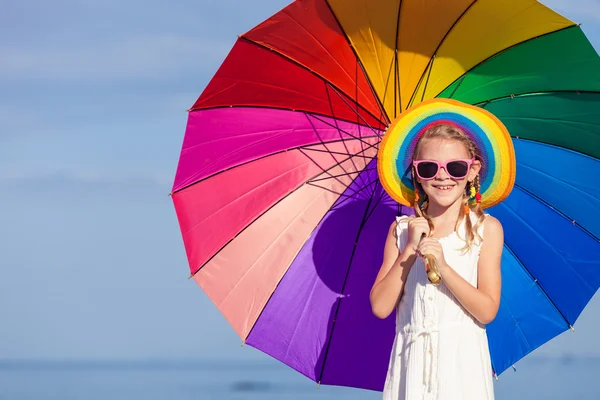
[436,166,450,179]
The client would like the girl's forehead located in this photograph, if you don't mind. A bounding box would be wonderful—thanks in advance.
[416,138,470,159]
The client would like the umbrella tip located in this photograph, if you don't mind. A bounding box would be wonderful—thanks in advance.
[570,324,575,331]
[494,373,498,381]
[317,381,321,389]
[511,365,516,372]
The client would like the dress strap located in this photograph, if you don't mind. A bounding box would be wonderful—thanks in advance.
[395,215,411,251]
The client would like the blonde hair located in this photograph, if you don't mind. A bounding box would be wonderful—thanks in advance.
[411,124,485,253]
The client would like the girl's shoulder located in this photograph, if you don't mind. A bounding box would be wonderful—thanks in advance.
[468,211,499,246]
[481,213,503,238]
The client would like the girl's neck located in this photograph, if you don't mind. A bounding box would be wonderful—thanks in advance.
[426,198,463,226]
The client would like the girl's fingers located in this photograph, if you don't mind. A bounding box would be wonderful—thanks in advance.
[419,239,440,247]
[417,243,442,256]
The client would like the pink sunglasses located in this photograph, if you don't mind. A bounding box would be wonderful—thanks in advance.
[412,158,476,180]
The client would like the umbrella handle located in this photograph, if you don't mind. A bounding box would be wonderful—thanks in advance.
[423,254,442,285]
[420,233,442,285]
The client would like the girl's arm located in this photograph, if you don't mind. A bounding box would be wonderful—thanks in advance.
[370,220,419,319]
[437,216,503,325]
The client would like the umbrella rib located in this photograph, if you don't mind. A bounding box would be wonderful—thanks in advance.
[298,141,374,179]
[307,113,383,149]
[243,161,379,348]
[363,180,388,223]
[172,133,379,195]
[327,83,385,139]
[476,89,600,107]
[316,164,380,384]
[306,178,377,198]
[274,13,369,101]
[305,151,375,183]
[492,243,555,376]
[190,104,382,132]
[395,54,401,116]
[493,288,531,377]
[239,36,388,128]
[299,148,362,196]
[300,141,379,187]
[342,162,386,220]
[323,85,382,189]
[323,0,391,124]
[332,159,379,211]
[437,24,579,100]
[301,147,376,159]
[501,239,573,331]
[216,184,351,312]
[504,200,597,295]
[406,0,478,108]
[326,177,380,211]
[272,8,386,131]
[352,57,367,186]
[305,108,358,186]
[447,74,467,99]
[306,112,381,190]
[186,155,363,276]
[420,55,436,104]
[513,181,599,243]
[353,61,369,189]
[299,144,378,197]
[497,200,595,321]
[394,0,404,116]
[307,104,378,189]
[308,167,377,184]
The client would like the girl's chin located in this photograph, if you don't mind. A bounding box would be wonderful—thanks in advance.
[425,186,458,199]
[425,190,463,207]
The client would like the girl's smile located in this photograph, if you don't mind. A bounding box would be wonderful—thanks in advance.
[432,184,456,192]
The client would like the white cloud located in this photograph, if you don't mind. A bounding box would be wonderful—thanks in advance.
[0,34,233,82]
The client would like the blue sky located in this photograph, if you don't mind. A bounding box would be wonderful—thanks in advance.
[1,0,599,364]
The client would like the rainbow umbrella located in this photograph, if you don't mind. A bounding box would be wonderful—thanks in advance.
[172,0,600,391]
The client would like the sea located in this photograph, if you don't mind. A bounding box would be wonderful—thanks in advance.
[0,356,597,400]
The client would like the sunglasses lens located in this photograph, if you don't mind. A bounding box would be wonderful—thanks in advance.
[447,161,469,178]
[416,162,439,179]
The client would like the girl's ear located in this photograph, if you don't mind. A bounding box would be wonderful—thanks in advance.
[469,159,482,181]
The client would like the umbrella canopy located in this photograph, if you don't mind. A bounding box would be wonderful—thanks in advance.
[172,0,600,391]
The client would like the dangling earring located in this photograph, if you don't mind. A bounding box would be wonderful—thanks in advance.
[415,186,421,203]
[463,204,471,215]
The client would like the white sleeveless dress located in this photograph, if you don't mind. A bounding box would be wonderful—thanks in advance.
[382,212,495,400]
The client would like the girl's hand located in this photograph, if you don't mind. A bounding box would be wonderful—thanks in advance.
[406,217,430,252]
[417,238,450,274]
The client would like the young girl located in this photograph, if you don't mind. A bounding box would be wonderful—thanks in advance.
[371,122,505,399]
